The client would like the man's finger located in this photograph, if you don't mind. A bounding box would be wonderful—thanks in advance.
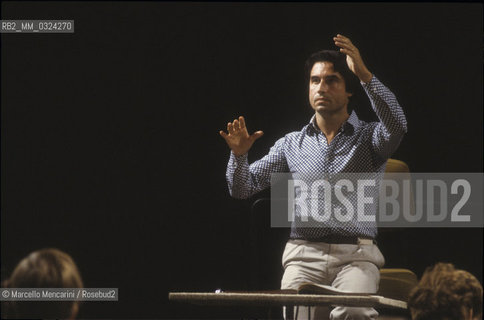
[335,34,351,42]
[336,44,356,52]
[334,40,355,51]
[339,47,355,55]
[228,122,235,134]
[334,35,358,51]
[233,119,240,131]
[250,130,264,141]
[334,37,350,45]
[339,48,357,59]
[219,130,228,139]
[334,38,350,46]
[239,116,246,129]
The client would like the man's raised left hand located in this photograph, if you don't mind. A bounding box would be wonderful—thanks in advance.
[334,34,373,83]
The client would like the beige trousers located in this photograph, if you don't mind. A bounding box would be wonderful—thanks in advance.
[281,239,385,320]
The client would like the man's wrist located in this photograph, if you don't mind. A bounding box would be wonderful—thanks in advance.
[231,150,248,159]
[359,71,373,84]
[232,150,248,157]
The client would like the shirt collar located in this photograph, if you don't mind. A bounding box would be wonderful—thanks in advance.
[307,111,360,134]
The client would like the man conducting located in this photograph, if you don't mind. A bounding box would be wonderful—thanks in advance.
[220,34,407,319]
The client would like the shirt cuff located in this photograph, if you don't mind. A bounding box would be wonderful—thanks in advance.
[230,151,248,167]
[360,75,378,88]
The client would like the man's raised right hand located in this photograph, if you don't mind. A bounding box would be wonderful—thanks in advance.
[219,116,264,157]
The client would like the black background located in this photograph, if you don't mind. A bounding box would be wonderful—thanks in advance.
[1,2,482,319]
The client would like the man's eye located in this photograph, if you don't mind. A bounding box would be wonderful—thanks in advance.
[311,78,320,83]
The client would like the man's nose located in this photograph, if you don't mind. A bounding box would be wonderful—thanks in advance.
[317,81,328,93]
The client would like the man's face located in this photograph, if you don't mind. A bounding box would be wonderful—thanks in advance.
[309,61,352,115]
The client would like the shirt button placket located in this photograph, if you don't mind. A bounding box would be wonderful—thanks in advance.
[315,132,324,170]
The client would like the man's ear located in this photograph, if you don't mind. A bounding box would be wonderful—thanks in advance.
[347,92,353,98]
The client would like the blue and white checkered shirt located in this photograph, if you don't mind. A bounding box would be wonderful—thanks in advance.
[226,76,407,240]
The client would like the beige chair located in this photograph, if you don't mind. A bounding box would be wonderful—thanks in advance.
[377,159,418,302]
[378,268,418,301]
[385,158,410,173]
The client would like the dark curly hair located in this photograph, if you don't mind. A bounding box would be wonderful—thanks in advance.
[408,263,482,320]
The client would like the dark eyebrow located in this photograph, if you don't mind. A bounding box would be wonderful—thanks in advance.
[323,75,340,81]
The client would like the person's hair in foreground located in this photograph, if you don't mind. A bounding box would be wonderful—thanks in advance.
[408,262,483,320]
[304,49,361,112]
[1,248,83,319]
